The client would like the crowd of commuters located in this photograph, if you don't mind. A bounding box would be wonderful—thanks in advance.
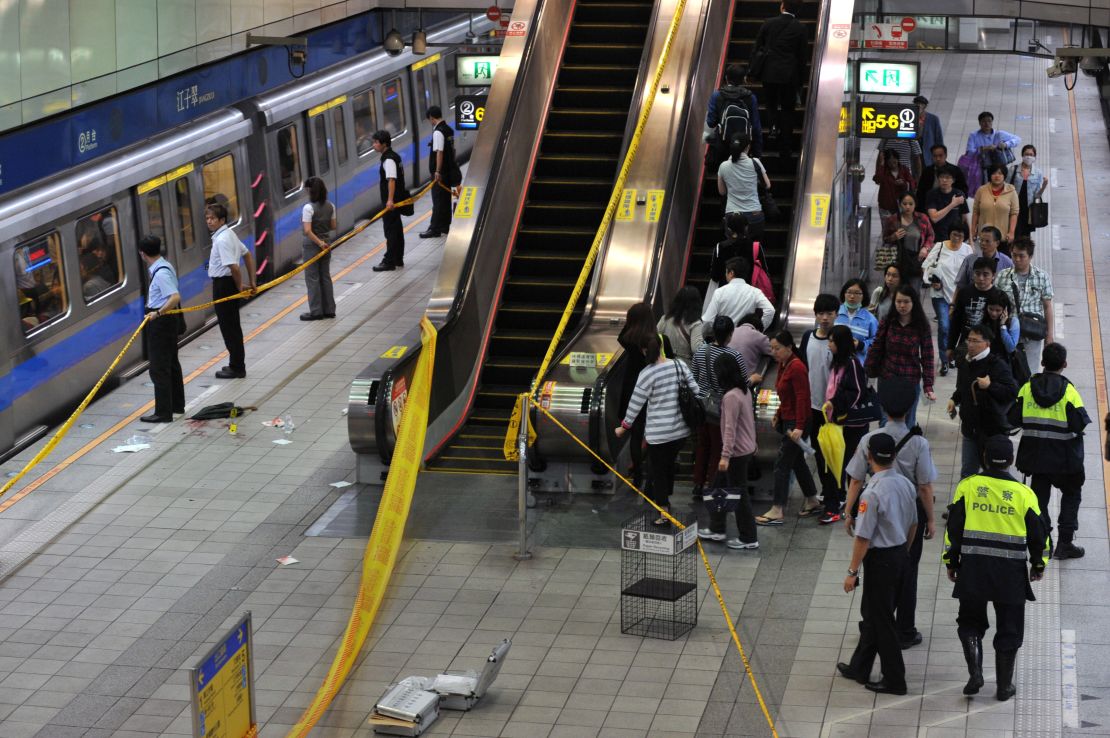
[614,61,1084,700]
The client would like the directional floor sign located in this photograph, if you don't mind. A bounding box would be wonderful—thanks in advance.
[857,60,919,95]
[191,613,255,738]
[839,103,919,139]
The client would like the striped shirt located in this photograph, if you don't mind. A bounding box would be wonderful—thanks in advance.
[621,360,701,444]
[691,343,749,397]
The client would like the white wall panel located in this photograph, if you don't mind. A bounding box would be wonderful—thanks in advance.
[116,0,158,68]
[0,2,21,107]
[71,0,117,83]
[20,0,71,98]
[231,0,265,33]
[197,0,232,43]
[158,0,198,56]
[264,0,293,23]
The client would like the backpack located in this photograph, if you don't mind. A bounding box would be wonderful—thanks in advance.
[717,90,753,147]
[750,241,775,305]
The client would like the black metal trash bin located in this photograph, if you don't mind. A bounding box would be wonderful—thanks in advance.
[620,510,698,640]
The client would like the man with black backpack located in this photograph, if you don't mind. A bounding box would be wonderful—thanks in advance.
[842,378,938,650]
[706,64,763,163]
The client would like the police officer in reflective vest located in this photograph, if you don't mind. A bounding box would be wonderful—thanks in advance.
[1010,342,1091,559]
[943,435,1049,701]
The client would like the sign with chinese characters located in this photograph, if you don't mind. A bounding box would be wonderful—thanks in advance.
[621,525,696,555]
[857,60,920,95]
[190,613,255,738]
[506,20,529,37]
[616,189,636,221]
[455,95,487,131]
[456,55,501,86]
[645,190,665,222]
[175,83,217,113]
[857,103,918,138]
[809,194,830,228]
[391,376,408,434]
[454,186,478,218]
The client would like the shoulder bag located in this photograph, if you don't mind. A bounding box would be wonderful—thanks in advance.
[674,361,706,429]
[753,159,780,220]
[1008,280,1047,342]
[836,361,883,425]
[1029,197,1049,228]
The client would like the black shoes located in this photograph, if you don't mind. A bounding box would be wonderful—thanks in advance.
[864,679,907,695]
[215,368,246,379]
[1055,530,1085,559]
[899,631,923,649]
[996,650,1017,701]
[960,635,984,695]
[419,229,444,238]
[140,414,172,423]
[323,313,336,319]
[836,662,868,684]
[372,262,395,272]
[300,313,323,321]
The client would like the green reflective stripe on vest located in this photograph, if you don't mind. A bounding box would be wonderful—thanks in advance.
[962,545,1029,560]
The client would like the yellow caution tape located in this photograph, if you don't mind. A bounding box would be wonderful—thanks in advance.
[534,403,779,738]
[529,0,689,396]
[286,317,437,738]
[0,181,445,499]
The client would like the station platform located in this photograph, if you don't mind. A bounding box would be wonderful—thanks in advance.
[1,51,1109,738]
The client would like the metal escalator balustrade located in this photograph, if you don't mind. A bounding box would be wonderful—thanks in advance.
[686,0,818,305]
[424,0,655,475]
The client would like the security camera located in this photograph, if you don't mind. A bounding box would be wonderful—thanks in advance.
[1047,57,1077,78]
[384,29,404,56]
[413,30,427,55]
[1080,55,1106,76]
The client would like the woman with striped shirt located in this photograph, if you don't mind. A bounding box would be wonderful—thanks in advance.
[616,335,701,525]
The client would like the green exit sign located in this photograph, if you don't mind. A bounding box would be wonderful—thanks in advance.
[857,60,920,95]
[456,55,501,87]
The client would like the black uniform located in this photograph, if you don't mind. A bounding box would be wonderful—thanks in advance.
[751,11,808,154]
[428,120,459,234]
[380,148,406,267]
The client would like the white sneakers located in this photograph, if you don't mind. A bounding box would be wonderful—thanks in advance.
[698,528,759,550]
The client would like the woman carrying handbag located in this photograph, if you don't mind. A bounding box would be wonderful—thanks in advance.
[879,193,934,291]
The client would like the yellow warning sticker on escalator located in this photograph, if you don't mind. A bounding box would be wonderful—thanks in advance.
[616,189,636,221]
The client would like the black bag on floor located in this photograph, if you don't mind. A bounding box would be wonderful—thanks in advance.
[190,402,253,420]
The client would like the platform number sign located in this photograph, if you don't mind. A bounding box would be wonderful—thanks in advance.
[857,104,918,139]
[456,95,488,131]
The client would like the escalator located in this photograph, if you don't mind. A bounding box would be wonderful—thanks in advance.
[424,0,655,475]
[685,0,818,303]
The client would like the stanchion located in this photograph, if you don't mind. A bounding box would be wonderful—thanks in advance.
[514,394,532,561]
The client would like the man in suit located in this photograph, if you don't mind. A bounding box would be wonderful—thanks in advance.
[749,0,809,156]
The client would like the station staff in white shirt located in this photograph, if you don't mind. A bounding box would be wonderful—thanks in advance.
[206,202,256,379]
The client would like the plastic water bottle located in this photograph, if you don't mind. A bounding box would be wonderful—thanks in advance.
[282,414,295,436]
[794,435,816,457]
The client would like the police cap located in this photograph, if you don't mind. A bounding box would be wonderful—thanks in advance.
[877,378,917,418]
[984,435,1014,467]
[868,433,897,464]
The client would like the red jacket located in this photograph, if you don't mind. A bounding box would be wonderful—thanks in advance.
[776,355,811,427]
[873,164,916,212]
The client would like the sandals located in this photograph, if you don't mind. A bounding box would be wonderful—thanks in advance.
[797,505,822,518]
[755,514,784,526]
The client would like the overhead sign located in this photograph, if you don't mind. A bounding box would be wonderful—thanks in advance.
[191,613,255,738]
[854,21,914,50]
[455,94,487,130]
[838,103,919,138]
[506,20,528,37]
[857,60,919,95]
[486,5,501,21]
[456,55,500,86]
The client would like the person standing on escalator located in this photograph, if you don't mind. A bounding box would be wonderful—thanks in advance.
[749,0,809,157]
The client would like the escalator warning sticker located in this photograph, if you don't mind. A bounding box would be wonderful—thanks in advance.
[616,189,636,221]
[381,345,408,359]
[455,186,478,218]
[809,194,830,228]
[645,190,665,222]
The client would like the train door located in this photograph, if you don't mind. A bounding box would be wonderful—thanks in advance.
[134,165,210,336]
[409,62,439,187]
[306,99,342,209]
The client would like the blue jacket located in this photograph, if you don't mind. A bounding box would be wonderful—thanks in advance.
[706,85,764,155]
[966,127,1021,156]
[835,305,879,365]
[920,112,944,166]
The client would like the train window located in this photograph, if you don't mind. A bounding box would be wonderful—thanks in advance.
[312,114,330,176]
[202,155,240,223]
[76,207,123,304]
[333,106,349,165]
[381,78,405,136]
[277,124,302,194]
[428,65,443,110]
[145,192,167,248]
[353,90,376,156]
[175,178,195,250]
[14,232,67,335]
[415,71,429,116]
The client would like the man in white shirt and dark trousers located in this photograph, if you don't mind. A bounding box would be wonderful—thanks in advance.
[421,107,458,238]
[372,130,406,271]
[139,236,184,422]
[206,203,257,379]
[701,256,775,330]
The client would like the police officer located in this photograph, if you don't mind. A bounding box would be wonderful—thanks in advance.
[139,236,184,423]
[837,434,919,695]
[944,435,1049,701]
[1012,342,1091,559]
[843,378,938,649]
[372,130,406,272]
[421,106,458,238]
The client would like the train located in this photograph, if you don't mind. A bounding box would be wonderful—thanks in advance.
[0,16,485,460]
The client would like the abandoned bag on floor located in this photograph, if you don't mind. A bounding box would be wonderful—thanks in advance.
[190,402,253,420]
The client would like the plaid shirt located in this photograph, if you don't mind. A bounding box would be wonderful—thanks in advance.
[996,266,1053,317]
[865,318,937,393]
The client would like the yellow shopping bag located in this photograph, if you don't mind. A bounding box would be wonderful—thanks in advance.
[816,403,845,487]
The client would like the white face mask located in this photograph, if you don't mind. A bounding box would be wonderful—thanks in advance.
[1022,155,1036,166]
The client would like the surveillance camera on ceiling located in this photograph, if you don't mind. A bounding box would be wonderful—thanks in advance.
[413,30,427,55]
[384,29,404,56]
[1080,55,1106,76]
[1046,57,1076,78]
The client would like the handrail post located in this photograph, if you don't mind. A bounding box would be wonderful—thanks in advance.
[514,394,533,561]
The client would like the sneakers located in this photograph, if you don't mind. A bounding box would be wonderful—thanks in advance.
[818,511,842,525]
[697,528,726,541]
[939,363,949,377]
[726,538,759,550]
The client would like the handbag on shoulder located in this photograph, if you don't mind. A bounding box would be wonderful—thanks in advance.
[1008,282,1047,342]
[674,362,706,429]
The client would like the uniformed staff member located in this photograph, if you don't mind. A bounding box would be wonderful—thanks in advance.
[1011,342,1091,559]
[372,130,406,272]
[206,203,256,379]
[943,435,1048,701]
[843,378,938,650]
[139,236,184,423]
[837,434,919,695]
[421,106,459,238]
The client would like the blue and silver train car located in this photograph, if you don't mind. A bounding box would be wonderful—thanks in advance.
[0,17,480,459]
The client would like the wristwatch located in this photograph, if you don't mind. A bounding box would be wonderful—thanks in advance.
[847,567,859,577]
